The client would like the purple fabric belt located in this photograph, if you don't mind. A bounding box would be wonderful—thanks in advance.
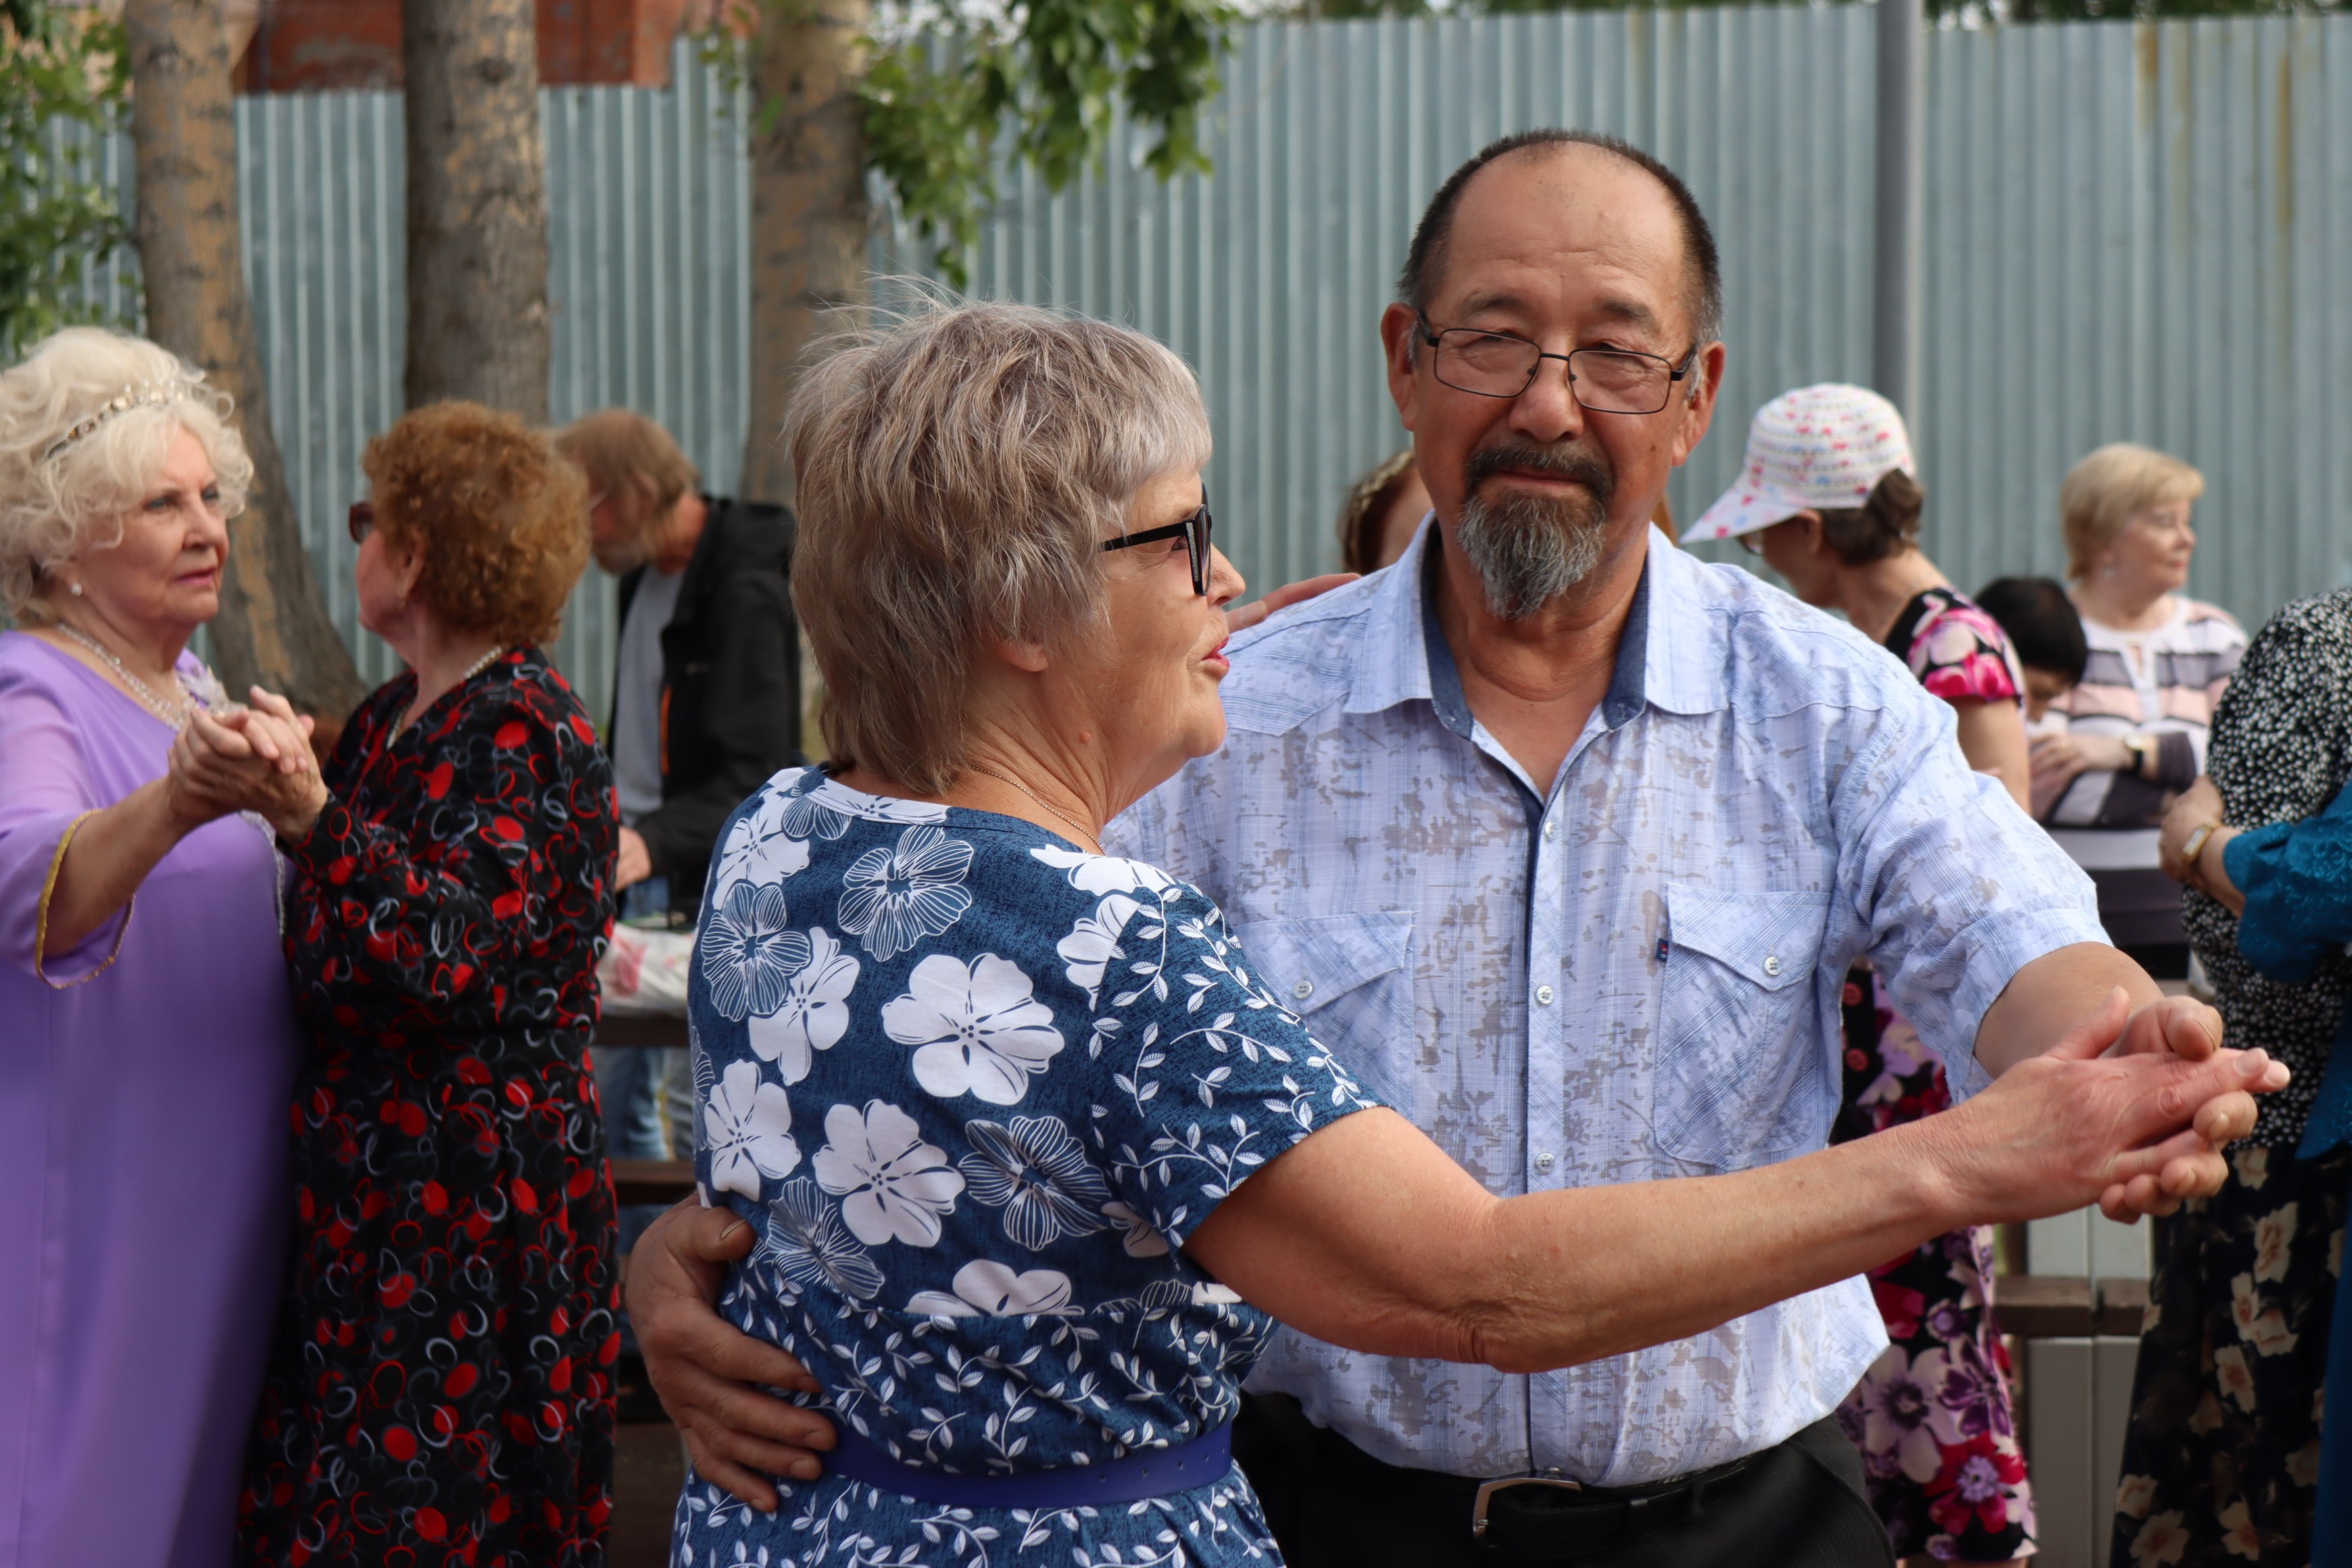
[825,1423,1235,1509]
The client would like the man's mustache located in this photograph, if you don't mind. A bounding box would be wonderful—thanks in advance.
[1463,440,1616,510]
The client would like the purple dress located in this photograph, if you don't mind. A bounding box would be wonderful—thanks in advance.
[0,632,301,1568]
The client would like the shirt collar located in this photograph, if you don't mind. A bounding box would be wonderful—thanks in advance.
[1405,524,1657,742]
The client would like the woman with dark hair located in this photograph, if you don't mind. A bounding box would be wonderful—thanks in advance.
[180,402,622,1567]
[1688,385,2038,1567]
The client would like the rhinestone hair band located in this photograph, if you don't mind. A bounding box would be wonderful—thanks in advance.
[41,382,193,462]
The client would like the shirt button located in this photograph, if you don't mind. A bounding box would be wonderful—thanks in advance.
[1534,1152,1556,1173]
[1762,956,1782,978]
[1542,818,1559,841]
[1534,984,1555,1006]
[1292,980,1313,1000]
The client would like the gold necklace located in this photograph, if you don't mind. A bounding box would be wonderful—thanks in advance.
[962,763,1102,851]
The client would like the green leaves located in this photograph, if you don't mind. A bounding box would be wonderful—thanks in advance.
[860,0,1235,287]
[0,0,132,357]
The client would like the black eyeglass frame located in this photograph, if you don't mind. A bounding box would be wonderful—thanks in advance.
[347,500,374,544]
[1100,487,1213,597]
[1416,316,1701,414]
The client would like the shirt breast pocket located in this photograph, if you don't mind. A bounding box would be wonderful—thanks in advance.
[1229,912,1413,1108]
[1656,888,1834,1171]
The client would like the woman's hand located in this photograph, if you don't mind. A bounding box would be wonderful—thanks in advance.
[172,689,329,840]
[2028,729,2134,802]
[2157,777,2226,879]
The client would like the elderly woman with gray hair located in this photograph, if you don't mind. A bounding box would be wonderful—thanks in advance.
[664,299,2286,1567]
[0,327,318,1567]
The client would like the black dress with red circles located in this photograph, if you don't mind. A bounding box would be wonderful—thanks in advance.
[237,648,621,1568]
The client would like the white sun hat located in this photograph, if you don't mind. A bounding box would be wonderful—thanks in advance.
[1680,383,1915,545]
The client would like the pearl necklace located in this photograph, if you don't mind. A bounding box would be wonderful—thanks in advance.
[54,622,196,727]
[962,763,1102,852]
[395,645,508,737]
[53,622,286,933]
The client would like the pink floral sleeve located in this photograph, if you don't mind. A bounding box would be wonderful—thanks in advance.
[1899,589,2026,707]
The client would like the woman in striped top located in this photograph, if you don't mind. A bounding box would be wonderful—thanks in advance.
[2030,443,2246,978]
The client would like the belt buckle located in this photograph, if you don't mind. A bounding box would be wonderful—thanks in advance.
[1471,1472,1586,1541]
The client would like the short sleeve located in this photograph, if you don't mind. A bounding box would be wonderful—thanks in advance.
[1835,683,2105,1098]
[0,660,128,979]
[1080,881,1381,1248]
[1907,603,2024,707]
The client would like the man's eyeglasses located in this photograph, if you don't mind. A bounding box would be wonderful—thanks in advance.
[347,500,374,543]
[1417,318,1698,415]
[1100,487,1213,597]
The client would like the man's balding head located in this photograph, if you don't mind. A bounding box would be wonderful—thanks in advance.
[1400,130,1722,351]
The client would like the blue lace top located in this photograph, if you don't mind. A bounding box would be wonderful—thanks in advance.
[673,768,1380,1564]
[2222,783,2352,1158]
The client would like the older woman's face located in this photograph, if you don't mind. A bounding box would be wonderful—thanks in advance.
[1085,467,1245,784]
[2103,497,2196,594]
[74,424,228,635]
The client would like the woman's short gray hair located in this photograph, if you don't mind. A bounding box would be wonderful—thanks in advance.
[0,327,253,619]
[787,297,1212,794]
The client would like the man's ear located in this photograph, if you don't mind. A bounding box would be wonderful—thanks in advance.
[1380,303,1422,433]
[987,637,1051,675]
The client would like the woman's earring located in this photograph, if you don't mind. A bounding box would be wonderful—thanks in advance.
[68,580,83,597]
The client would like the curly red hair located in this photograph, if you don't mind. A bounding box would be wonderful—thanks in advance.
[364,401,589,645]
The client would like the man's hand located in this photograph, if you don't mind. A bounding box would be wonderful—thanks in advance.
[1224,573,1358,636]
[616,825,653,890]
[1938,989,2284,1227]
[627,1200,835,1512]
[2106,990,2224,1064]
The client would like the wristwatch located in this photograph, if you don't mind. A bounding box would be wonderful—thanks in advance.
[2179,818,2222,879]
[2122,733,2154,777]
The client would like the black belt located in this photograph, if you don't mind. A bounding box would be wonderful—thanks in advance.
[1306,1412,1755,1561]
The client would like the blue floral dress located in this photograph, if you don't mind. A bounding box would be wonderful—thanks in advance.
[672,768,1381,1567]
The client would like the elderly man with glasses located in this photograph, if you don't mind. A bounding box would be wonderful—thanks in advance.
[625,130,2247,1566]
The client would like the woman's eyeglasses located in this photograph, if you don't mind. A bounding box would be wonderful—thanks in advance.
[1100,487,1213,597]
[347,501,374,543]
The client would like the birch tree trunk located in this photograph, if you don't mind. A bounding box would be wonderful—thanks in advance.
[739,0,871,505]
[401,0,550,420]
[123,0,366,725]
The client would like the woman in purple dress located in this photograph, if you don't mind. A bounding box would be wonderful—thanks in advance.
[0,328,316,1567]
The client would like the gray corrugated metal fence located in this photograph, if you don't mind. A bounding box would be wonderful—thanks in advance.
[46,11,2352,720]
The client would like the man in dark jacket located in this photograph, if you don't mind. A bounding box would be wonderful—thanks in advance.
[558,409,804,920]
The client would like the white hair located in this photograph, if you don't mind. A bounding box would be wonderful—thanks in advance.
[0,327,253,619]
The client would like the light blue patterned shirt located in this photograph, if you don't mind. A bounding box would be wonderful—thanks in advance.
[1109,522,2104,1487]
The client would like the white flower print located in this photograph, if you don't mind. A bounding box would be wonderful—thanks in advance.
[746,927,860,1083]
[2213,1345,2256,1412]
[1856,1346,1955,1482]
[884,952,1066,1105]
[1058,893,1144,1002]
[1029,843,1176,897]
[2116,1473,2158,1519]
[2128,1511,2189,1567]
[700,881,810,1020]
[957,1114,1111,1250]
[704,1060,800,1199]
[907,1258,1076,1317]
[1102,1200,1170,1258]
[838,825,975,959]
[711,790,813,902]
[2252,1202,2297,1283]
[758,1177,884,1301]
[812,1100,966,1248]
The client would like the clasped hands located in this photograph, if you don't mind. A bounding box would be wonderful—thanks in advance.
[166,686,330,842]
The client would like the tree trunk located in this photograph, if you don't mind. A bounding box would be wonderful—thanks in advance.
[401,0,550,420]
[740,0,871,506]
[122,0,367,727]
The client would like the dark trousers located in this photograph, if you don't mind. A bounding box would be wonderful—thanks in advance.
[1234,1394,1894,1568]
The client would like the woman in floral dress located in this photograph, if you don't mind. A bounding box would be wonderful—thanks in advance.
[197,404,620,1567]
[649,309,2291,1568]
[1701,384,2037,1563]
[2109,589,2352,1568]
